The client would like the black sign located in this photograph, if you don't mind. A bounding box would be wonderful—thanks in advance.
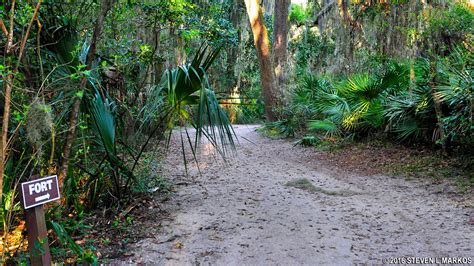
[21,175,60,209]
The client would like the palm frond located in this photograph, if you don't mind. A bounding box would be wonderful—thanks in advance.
[308,119,341,137]
[393,119,423,141]
[146,45,236,159]
[294,136,321,147]
[90,91,116,156]
[262,119,296,138]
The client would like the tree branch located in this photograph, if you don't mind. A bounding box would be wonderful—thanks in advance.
[0,18,7,38]
[313,1,335,26]
[16,0,42,70]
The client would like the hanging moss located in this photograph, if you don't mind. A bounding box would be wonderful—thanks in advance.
[26,100,53,151]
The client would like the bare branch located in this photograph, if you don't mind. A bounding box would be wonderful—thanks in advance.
[16,0,42,69]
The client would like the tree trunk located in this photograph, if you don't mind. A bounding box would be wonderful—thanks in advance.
[337,0,350,24]
[272,0,290,104]
[429,62,447,154]
[0,1,16,212]
[337,0,357,66]
[244,0,279,121]
[431,85,447,154]
[58,0,114,190]
[154,28,162,85]
[226,0,241,92]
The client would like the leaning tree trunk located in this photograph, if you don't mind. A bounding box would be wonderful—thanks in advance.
[0,0,17,212]
[58,0,115,190]
[272,0,290,104]
[244,0,280,121]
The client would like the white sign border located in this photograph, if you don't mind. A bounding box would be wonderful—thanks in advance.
[21,175,61,209]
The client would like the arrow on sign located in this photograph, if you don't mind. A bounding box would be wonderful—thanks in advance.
[35,193,50,202]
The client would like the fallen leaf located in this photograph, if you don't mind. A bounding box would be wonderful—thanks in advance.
[174,241,183,249]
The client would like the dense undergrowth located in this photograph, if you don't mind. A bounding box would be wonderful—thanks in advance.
[260,45,473,191]
[0,1,238,263]
[267,46,473,150]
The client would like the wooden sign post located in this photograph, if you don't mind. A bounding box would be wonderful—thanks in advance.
[24,204,51,265]
[21,175,61,265]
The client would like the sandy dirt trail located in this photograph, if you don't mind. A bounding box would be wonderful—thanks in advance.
[118,125,473,265]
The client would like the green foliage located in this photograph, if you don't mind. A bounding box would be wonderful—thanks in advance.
[424,2,474,55]
[336,64,408,130]
[90,92,116,158]
[88,91,137,201]
[289,65,408,138]
[308,120,341,137]
[286,47,473,150]
[259,119,296,138]
[294,135,321,147]
[384,47,473,147]
[148,45,236,158]
[187,3,238,46]
[235,90,266,124]
[293,74,334,117]
[285,74,340,134]
[289,4,306,25]
[49,220,98,264]
[289,29,335,75]
[384,59,431,139]
[49,221,84,256]
[131,152,171,194]
[434,47,473,145]
[285,45,473,149]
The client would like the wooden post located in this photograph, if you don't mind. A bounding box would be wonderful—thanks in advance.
[21,175,53,265]
[25,205,51,265]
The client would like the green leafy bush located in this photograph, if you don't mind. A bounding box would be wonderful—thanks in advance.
[289,4,306,25]
[286,47,472,150]
[423,2,474,55]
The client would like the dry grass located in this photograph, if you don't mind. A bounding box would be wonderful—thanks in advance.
[285,178,359,197]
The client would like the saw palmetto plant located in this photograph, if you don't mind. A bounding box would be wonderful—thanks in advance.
[434,47,473,144]
[337,64,409,130]
[384,48,472,144]
[304,64,408,138]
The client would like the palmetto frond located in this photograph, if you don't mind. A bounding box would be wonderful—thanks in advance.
[393,119,424,141]
[337,66,408,130]
[432,47,473,142]
[307,119,341,137]
[384,85,434,141]
[434,62,472,108]
[292,74,334,117]
[90,91,116,156]
[147,44,236,158]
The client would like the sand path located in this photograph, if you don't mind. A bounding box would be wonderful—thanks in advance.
[118,125,473,265]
